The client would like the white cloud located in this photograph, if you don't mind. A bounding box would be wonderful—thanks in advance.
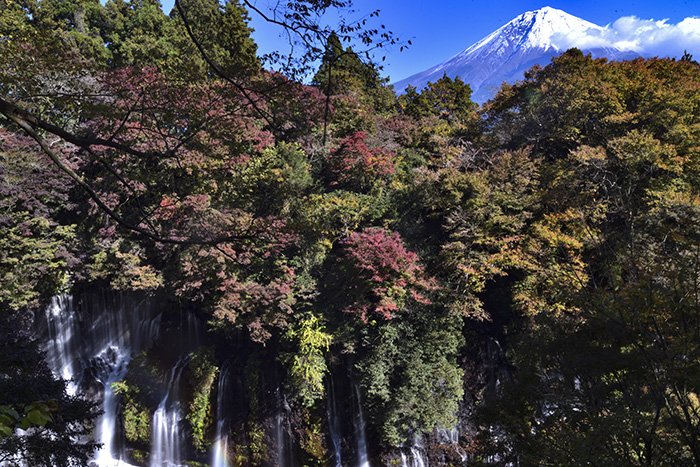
[552,16,700,58]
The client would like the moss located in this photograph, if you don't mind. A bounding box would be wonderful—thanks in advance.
[112,381,151,444]
[128,449,148,465]
[299,411,327,465]
[247,421,267,465]
[185,348,218,452]
[236,357,268,465]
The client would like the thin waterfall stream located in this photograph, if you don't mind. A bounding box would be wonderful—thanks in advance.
[211,364,231,467]
[353,384,370,467]
[150,358,189,467]
[326,378,343,467]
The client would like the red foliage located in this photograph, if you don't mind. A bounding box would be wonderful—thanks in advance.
[325,131,395,190]
[339,227,437,322]
[213,262,297,343]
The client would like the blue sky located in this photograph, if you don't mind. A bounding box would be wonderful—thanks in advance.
[161,0,700,82]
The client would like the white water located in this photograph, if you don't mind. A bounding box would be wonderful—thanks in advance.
[150,359,189,467]
[42,293,160,466]
[353,385,370,467]
[211,365,231,467]
[401,448,428,467]
[44,295,80,395]
[436,427,467,462]
[275,409,285,467]
[272,386,304,467]
[93,346,130,467]
[326,379,343,467]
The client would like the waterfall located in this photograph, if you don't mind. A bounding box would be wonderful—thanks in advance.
[436,427,459,445]
[149,310,201,467]
[211,365,231,467]
[326,379,342,467]
[400,433,429,467]
[273,389,296,467]
[44,294,80,395]
[410,446,428,467]
[400,448,428,467]
[42,293,160,466]
[150,358,188,467]
[436,427,466,462]
[353,385,370,467]
[275,407,285,467]
[93,346,131,467]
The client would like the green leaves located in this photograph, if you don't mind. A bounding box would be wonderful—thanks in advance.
[185,349,219,452]
[0,213,75,310]
[283,314,332,407]
[21,403,54,429]
[0,401,57,438]
[0,406,20,438]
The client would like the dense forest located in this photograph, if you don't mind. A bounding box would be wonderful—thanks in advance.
[1,0,699,466]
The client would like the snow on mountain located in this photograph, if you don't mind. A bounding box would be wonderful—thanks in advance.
[393,6,639,103]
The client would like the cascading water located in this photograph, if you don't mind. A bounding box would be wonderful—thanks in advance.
[150,359,189,467]
[211,364,231,467]
[41,292,161,466]
[275,407,285,467]
[436,427,467,462]
[150,310,202,467]
[400,434,429,467]
[93,346,131,467]
[44,294,80,395]
[326,379,343,467]
[273,390,296,467]
[353,385,370,467]
[400,448,428,467]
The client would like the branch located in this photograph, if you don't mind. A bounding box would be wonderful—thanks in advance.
[174,0,275,128]
[3,113,253,246]
[0,97,162,159]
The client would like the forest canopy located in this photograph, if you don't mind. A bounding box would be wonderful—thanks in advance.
[0,0,699,465]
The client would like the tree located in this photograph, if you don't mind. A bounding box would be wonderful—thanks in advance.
[471,53,700,465]
[0,310,99,466]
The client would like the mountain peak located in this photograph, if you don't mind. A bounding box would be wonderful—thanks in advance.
[392,7,632,103]
[444,7,601,68]
[489,6,601,53]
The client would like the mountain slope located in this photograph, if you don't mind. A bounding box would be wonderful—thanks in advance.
[393,6,639,103]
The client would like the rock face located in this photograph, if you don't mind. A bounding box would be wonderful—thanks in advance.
[393,6,639,103]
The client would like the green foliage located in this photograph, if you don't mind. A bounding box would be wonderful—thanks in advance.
[282,315,332,407]
[171,0,259,78]
[112,381,152,444]
[313,32,393,111]
[355,313,464,447]
[298,411,328,465]
[102,0,173,67]
[88,239,164,291]
[185,349,219,452]
[0,401,58,438]
[2,0,700,461]
[245,421,268,465]
[0,214,74,310]
[486,49,700,159]
[240,358,269,465]
[470,53,700,465]
[225,142,313,215]
[302,190,387,245]
[399,76,478,131]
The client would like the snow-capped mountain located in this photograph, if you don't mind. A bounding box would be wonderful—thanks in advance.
[393,6,639,103]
